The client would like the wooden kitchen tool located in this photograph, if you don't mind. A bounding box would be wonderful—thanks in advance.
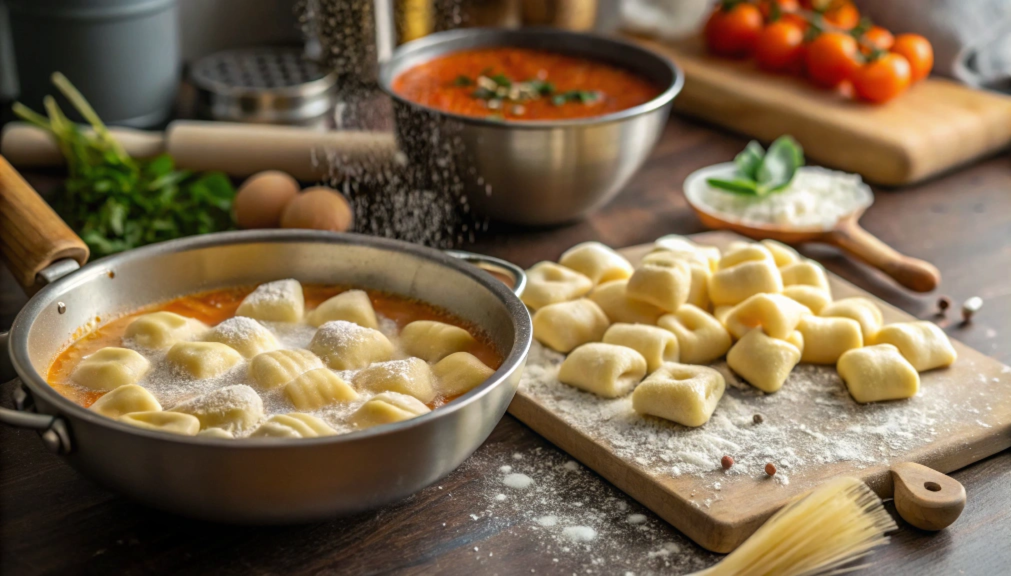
[507,231,1011,553]
[626,35,1011,186]
[687,201,940,293]
[891,462,966,531]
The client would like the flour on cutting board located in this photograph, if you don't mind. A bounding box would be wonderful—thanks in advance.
[520,341,999,489]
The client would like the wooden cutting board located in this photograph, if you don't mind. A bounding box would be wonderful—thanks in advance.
[506,231,1011,553]
[627,35,1011,186]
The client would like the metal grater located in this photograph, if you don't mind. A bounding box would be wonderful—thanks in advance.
[190,47,338,126]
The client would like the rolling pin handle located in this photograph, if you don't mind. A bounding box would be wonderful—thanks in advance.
[891,462,966,531]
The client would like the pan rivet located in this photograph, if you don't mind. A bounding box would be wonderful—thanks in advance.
[57,302,66,314]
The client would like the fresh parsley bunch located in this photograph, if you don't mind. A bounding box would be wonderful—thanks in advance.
[707,136,805,196]
[12,73,235,257]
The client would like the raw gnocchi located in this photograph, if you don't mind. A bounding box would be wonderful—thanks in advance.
[796,315,863,364]
[308,289,379,329]
[235,279,305,322]
[870,321,956,371]
[761,239,801,268]
[309,320,395,370]
[590,279,665,325]
[250,413,337,438]
[631,363,725,427]
[203,316,279,358]
[532,298,610,353]
[349,392,431,429]
[353,358,436,403]
[400,320,476,362]
[249,349,324,390]
[708,245,783,306]
[643,251,713,310]
[166,341,243,379]
[657,305,732,365]
[626,256,692,312]
[522,262,594,310]
[602,323,679,372]
[170,385,265,433]
[558,242,634,286]
[838,344,920,403]
[780,261,830,291]
[89,384,162,418]
[723,293,811,340]
[432,352,495,397]
[120,411,201,435]
[71,347,151,391]
[124,311,206,349]
[557,343,647,398]
[820,298,883,340]
[284,368,359,410]
[726,329,802,393]
[782,285,832,314]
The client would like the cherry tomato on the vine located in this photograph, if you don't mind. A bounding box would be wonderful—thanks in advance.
[759,0,799,19]
[805,32,862,88]
[822,2,860,30]
[755,21,806,73]
[891,34,933,82]
[853,53,911,102]
[862,26,894,53]
[704,3,764,58]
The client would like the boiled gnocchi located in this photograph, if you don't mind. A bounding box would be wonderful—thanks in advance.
[349,392,431,429]
[400,320,476,362]
[308,289,379,329]
[89,384,162,418]
[71,347,151,391]
[432,352,495,397]
[166,341,243,379]
[309,320,395,370]
[203,316,279,358]
[353,358,436,403]
[124,311,206,349]
[631,363,725,427]
[235,278,305,322]
[250,413,337,438]
[558,343,647,398]
[284,368,359,411]
[249,349,324,390]
[170,385,265,433]
[120,411,201,435]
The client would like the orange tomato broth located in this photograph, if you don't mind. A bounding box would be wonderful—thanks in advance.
[47,285,504,410]
[392,47,661,121]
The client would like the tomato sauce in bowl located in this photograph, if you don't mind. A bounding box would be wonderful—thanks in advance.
[392,47,662,121]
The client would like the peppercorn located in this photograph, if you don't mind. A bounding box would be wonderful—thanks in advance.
[962,297,983,322]
[753,414,764,424]
[937,296,951,314]
[721,455,734,470]
[765,463,777,476]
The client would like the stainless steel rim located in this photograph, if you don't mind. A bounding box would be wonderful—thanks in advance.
[7,230,532,449]
[378,27,684,130]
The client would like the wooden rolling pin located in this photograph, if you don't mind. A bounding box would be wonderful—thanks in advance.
[0,121,400,182]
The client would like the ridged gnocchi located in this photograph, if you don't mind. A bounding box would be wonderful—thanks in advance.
[820,298,883,340]
[203,316,279,358]
[590,280,664,325]
[166,342,243,379]
[432,352,495,397]
[124,311,206,349]
[558,343,647,398]
[558,242,634,286]
[870,321,956,371]
[796,315,863,364]
[308,289,379,329]
[235,278,305,323]
[250,413,337,438]
[626,256,692,312]
[171,385,264,433]
[353,358,436,403]
[727,329,802,393]
[521,261,594,310]
[349,392,431,429]
[284,368,358,410]
[631,363,725,427]
[309,320,395,370]
[532,298,609,353]
[838,344,920,403]
[400,320,476,362]
[71,347,150,391]
[657,305,732,365]
[723,293,811,340]
[89,384,162,418]
[249,349,323,390]
[602,323,679,372]
[120,411,201,435]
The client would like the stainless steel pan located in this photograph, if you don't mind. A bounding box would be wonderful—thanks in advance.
[0,157,531,522]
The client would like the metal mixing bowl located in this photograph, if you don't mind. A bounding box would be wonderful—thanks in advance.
[379,28,683,225]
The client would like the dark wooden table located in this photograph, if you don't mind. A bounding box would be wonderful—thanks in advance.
[2,115,1010,575]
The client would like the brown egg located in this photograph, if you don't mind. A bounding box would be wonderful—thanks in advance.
[234,170,300,229]
[280,187,353,232]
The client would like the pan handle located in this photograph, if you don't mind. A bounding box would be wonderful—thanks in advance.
[0,378,72,454]
[0,155,89,294]
[445,250,527,298]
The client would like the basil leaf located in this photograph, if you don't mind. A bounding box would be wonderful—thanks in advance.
[706,177,760,195]
[734,141,765,180]
[756,136,804,192]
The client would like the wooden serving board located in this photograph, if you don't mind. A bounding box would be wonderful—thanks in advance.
[507,231,1011,553]
[627,35,1011,186]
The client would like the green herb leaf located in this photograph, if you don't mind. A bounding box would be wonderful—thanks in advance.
[734,141,766,181]
[706,177,760,195]
[756,136,804,193]
[453,75,473,87]
[490,73,512,88]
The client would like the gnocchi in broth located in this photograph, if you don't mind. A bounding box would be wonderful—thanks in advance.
[48,281,502,438]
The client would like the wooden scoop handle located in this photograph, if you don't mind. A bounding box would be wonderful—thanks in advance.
[826,218,940,292]
[0,155,89,293]
[891,462,966,531]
